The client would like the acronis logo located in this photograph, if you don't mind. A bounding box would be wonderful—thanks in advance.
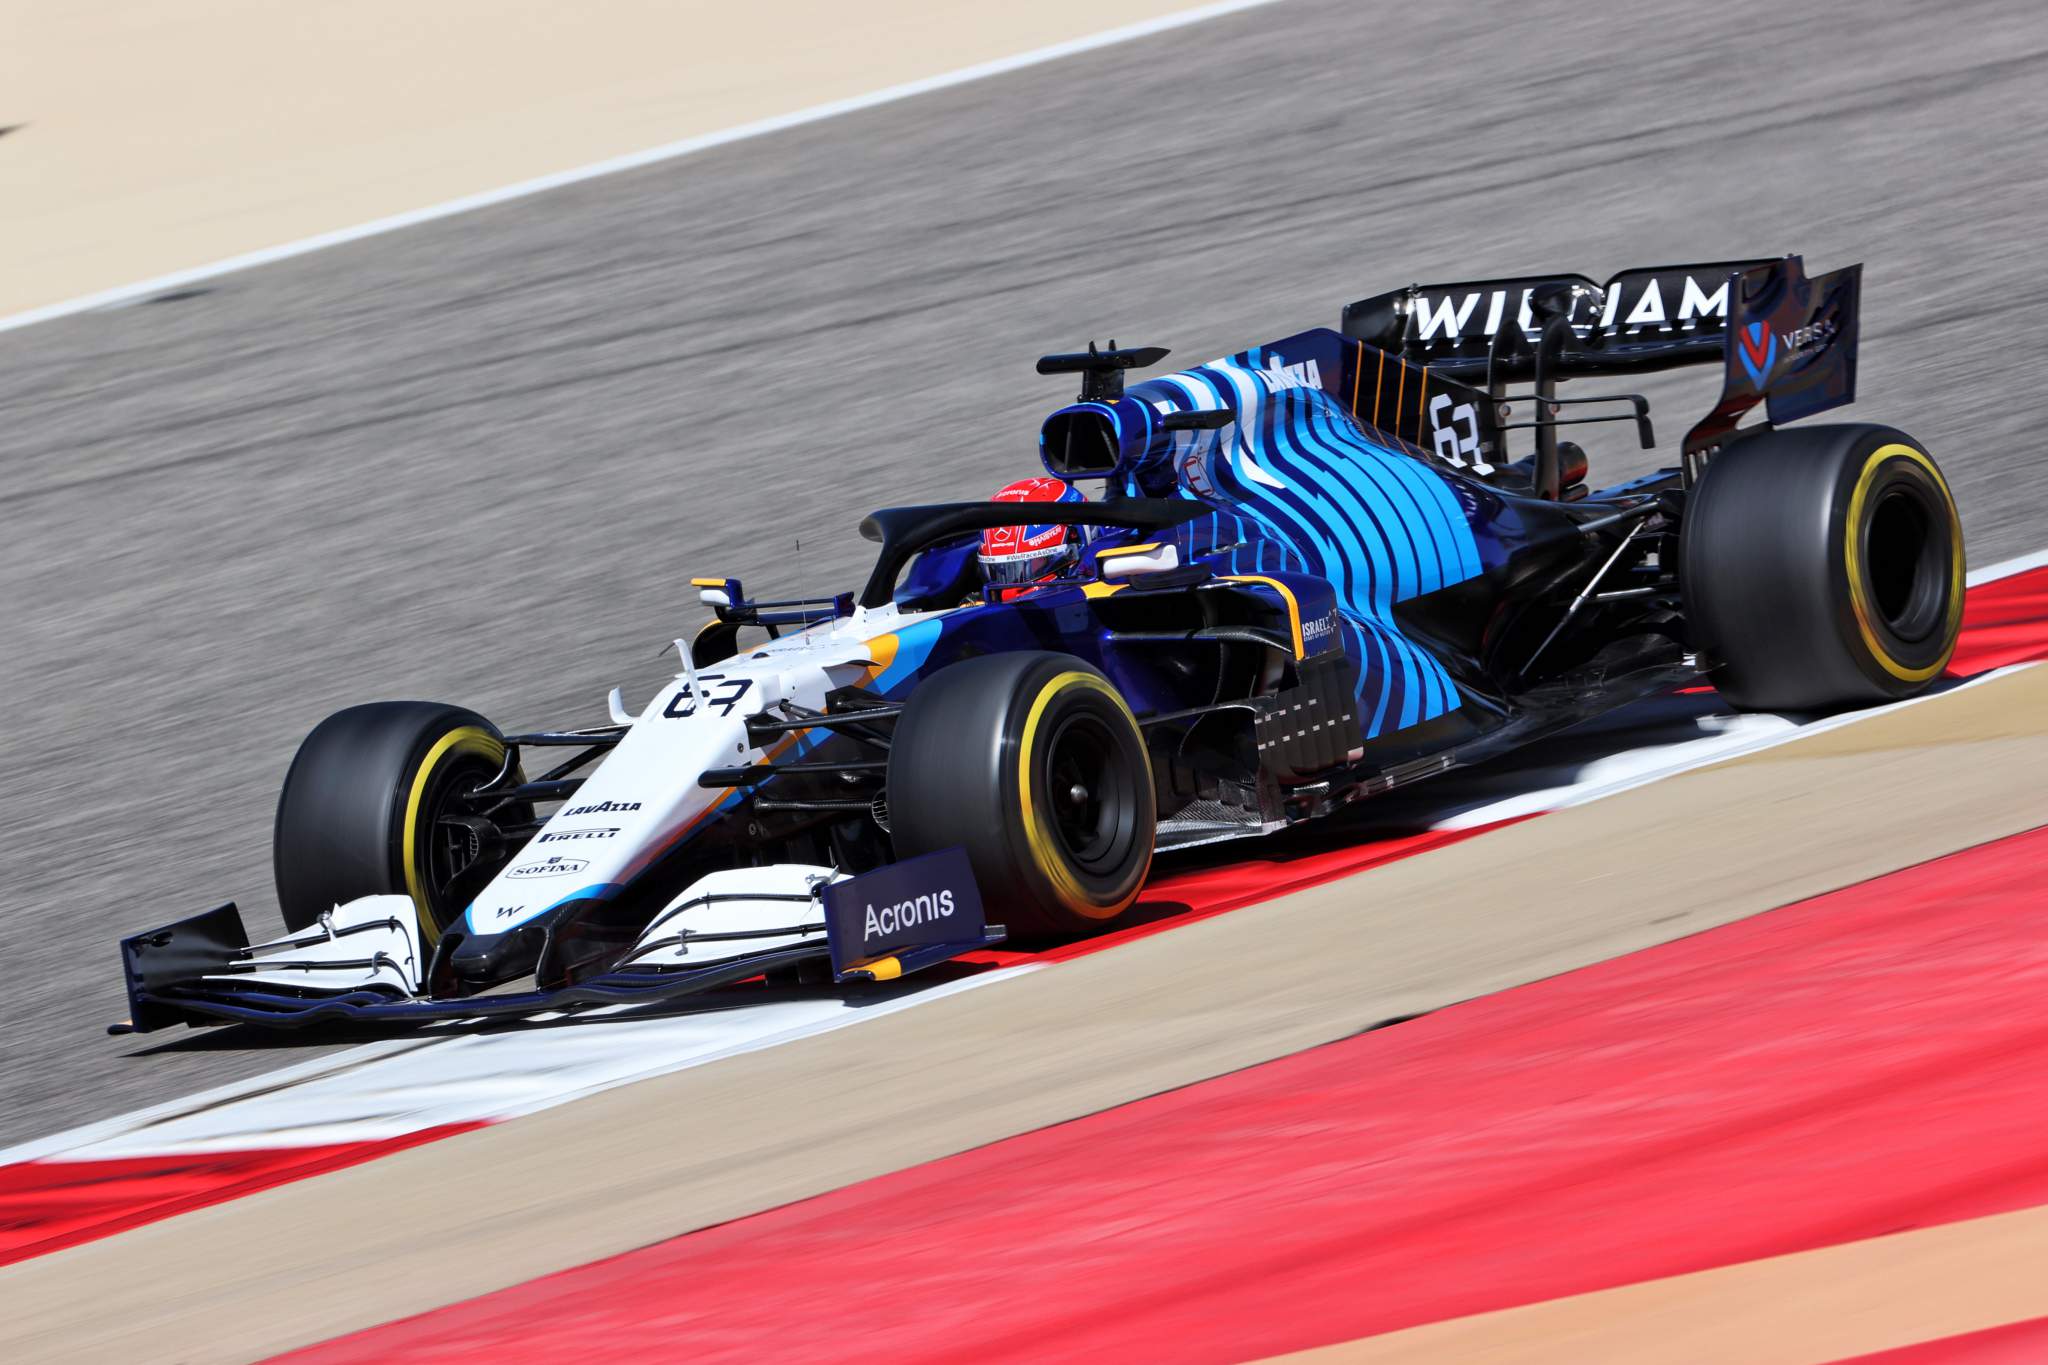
[862,890,957,942]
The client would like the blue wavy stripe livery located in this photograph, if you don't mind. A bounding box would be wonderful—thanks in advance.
[1139,351,1481,736]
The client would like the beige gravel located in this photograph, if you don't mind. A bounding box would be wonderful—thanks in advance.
[3,666,2042,1362]
[0,0,1224,316]
[1279,1203,2048,1364]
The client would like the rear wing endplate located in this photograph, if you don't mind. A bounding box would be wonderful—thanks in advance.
[1683,256,1861,455]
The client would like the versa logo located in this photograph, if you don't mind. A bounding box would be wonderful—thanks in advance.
[1738,321,1779,388]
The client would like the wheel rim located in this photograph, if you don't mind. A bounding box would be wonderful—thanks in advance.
[1863,484,1947,645]
[416,754,509,929]
[1039,710,1140,878]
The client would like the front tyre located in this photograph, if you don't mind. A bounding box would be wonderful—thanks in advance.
[273,702,526,940]
[1681,424,1964,711]
[887,653,1155,936]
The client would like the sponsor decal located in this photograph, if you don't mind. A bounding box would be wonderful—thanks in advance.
[536,826,619,843]
[821,846,986,973]
[505,855,588,880]
[1734,315,1833,391]
[1302,610,1339,646]
[1738,320,1779,388]
[484,904,526,921]
[1179,449,1218,498]
[1784,318,1837,354]
[1412,271,1735,345]
[563,800,641,816]
[1256,356,1323,393]
[863,889,956,939]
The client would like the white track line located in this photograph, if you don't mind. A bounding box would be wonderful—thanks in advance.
[5,547,2041,1166]
[1970,545,2048,587]
[54,968,1043,1160]
[0,968,1039,1163]
[0,0,1288,337]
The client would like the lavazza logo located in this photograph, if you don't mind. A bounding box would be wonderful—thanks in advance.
[865,890,957,941]
[563,800,640,817]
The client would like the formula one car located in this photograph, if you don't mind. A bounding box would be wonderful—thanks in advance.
[115,254,1965,1032]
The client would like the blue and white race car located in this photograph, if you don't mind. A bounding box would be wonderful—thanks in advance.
[114,254,1964,1031]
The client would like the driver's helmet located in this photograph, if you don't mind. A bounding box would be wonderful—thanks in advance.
[978,477,1086,587]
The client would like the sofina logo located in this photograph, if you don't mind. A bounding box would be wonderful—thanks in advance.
[1737,321,1778,388]
[506,856,589,879]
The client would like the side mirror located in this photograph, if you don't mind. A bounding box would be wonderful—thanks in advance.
[692,576,740,610]
[1097,543,1181,581]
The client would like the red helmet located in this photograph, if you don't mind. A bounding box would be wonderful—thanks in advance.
[979,477,1086,587]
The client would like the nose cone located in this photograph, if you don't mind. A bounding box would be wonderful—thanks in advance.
[431,898,612,994]
[440,923,546,989]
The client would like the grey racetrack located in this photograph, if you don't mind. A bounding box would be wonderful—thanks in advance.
[3,0,2044,1148]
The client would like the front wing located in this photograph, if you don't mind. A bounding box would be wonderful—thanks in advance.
[112,852,1002,1033]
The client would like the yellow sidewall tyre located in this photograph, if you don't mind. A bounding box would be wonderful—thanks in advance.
[1681,424,1963,711]
[888,653,1155,937]
[273,702,526,941]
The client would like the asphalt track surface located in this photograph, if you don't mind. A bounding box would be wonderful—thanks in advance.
[3,0,2046,1147]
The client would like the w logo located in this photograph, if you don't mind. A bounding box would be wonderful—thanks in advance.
[1737,321,1778,388]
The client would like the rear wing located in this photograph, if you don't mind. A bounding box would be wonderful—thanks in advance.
[1341,260,1774,380]
[1342,256,1862,484]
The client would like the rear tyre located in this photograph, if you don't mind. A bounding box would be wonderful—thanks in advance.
[887,653,1155,936]
[1681,424,1964,711]
[273,702,527,940]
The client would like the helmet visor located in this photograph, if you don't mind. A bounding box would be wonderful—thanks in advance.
[978,543,1077,586]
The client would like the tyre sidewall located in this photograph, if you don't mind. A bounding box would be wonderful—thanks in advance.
[1836,441,1964,689]
[889,653,1154,935]
[1681,424,1963,710]
[273,702,508,937]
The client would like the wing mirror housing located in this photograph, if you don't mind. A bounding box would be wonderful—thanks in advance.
[693,576,740,609]
[1096,542,1182,581]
